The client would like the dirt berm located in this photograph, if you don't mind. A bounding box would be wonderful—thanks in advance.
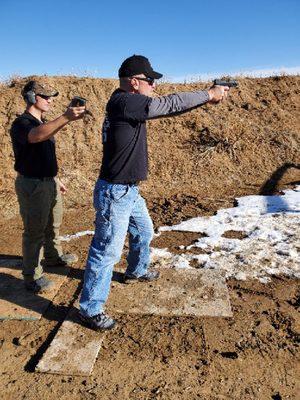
[0,75,299,223]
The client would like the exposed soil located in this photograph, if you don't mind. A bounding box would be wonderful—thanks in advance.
[152,231,202,254]
[0,75,299,399]
[1,75,299,222]
[0,213,299,399]
[221,230,248,240]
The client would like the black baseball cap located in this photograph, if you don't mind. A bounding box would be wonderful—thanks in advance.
[118,55,163,79]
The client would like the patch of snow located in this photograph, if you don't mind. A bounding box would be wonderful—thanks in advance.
[155,186,300,282]
[57,187,300,283]
[60,230,94,242]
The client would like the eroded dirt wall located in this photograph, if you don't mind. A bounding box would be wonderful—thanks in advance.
[0,75,299,220]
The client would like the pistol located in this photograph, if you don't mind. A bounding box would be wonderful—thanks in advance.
[70,96,87,107]
[213,79,238,88]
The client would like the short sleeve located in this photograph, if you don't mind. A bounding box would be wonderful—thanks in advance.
[10,118,33,145]
[123,93,151,122]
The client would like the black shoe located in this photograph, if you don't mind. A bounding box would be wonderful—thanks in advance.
[78,311,116,331]
[25,276,54,293]
[124,270,160,284]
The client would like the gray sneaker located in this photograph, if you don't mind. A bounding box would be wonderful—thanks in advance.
[44,253,78,267]
[124,270,160,284]
[25,276,54,293]
[78,312,116,331]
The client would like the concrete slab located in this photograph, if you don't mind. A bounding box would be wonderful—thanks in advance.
[36,306,105,376]
[108,269,232,317]
[35,268,231,377]
[0,264,69,320]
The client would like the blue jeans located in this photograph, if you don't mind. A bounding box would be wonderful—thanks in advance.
[79,179,154,317]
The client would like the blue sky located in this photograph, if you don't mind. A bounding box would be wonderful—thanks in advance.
[1,0,299,81]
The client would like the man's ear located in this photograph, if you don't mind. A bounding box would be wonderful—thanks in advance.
[131,77,139,91]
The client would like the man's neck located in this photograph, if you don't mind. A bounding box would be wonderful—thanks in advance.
[119,86,136,94]
[26,105,43,121]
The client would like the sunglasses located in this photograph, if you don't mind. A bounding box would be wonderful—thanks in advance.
[36,94,52,100]
[131,77,155,86]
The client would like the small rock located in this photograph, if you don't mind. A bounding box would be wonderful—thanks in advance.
[272,393,282,400]
[220,351,238,359]
[12,337,21,346]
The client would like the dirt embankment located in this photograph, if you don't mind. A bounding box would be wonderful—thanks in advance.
[0,75,299,223]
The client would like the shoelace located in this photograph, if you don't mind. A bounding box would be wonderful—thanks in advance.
[94,313,109,322]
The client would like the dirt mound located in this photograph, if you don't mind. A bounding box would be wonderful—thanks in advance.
[0,75,299,222]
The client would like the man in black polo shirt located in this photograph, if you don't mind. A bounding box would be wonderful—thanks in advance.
[79,55,230,331]
[10,80,86,293]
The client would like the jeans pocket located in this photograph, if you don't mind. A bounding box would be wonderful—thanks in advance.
[110,184,129,202]
[93,186,111,223]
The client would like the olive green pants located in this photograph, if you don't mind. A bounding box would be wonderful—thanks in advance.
[15,175,63,282]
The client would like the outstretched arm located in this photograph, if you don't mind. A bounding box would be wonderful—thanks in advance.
[147,86,229,119]
[28,106,86,143]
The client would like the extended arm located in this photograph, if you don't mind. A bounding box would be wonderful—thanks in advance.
[147,90,210,119]
[28,106,86,143]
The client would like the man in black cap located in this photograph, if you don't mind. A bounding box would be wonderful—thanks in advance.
[79,55,229,330]
[10,80,86,293]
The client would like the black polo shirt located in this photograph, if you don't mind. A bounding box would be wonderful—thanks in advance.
[99,89,151,183]
[10,112,58,178]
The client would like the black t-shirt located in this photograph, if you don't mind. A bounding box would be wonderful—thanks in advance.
[10,112,58,178]
[99,89,151,183]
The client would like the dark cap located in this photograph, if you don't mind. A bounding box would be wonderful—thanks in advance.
[22,80,59,98]
[118,55,163,79]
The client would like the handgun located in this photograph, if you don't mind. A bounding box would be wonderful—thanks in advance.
[213,79,238,88]
[70,96,87,107]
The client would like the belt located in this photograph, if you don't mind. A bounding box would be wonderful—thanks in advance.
[18,174,54,181]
